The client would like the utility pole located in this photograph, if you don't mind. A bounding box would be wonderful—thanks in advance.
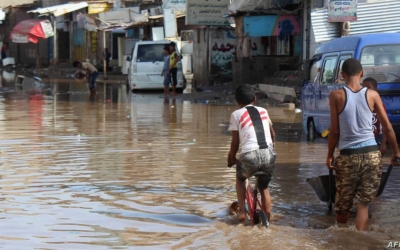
[52,15,57,65]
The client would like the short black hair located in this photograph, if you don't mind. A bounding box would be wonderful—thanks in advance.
[341,58,363,76]
[72,61,80,68]
[169,42,176,47]
[363,77,378,89]
[235,84,256,105]
[163,45,170,53]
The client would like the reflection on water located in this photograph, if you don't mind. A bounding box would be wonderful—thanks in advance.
[0,74,398,249]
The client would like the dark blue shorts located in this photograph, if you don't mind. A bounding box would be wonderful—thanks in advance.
[89,71,99,89]
[163,71,171,87]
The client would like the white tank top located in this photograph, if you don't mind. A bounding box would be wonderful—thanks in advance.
[338,86,376,150]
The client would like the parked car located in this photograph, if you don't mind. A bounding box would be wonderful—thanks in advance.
[301,33,400,140]
[126,40,185,90]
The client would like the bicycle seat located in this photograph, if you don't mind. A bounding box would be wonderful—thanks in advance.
[251,171,269,177]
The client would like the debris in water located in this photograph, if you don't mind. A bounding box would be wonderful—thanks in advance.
[182,148,189,153]
[127,115,130,118]
[148,143,152,147]
[294,108,302,113]
[193,139,196,142]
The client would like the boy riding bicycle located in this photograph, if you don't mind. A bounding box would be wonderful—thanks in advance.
[228,85,276,222]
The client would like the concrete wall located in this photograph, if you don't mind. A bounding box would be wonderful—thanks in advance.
[192,28,207,87]
[232,56,302,88]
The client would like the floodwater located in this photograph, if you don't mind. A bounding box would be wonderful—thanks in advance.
[0,71,399,249]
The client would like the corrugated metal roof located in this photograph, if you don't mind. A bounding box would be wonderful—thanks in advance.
[311,0,400,43]
[350,1,400,35]
[28,2,88,17]
[311,9,340,43]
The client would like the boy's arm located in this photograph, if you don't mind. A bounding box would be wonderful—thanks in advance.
[269,124,276,145]
[228,131,239,167]
[380,104,388,155]
[380,133,387,155]
[327,91,340,169]
[373,92,400,164]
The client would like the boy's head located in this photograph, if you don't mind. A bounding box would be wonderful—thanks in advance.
[235,84,256,106]
[169,42,176,52]
[341,58,363,82]
[363,77,378,91]
[72,61,81,68]
[163,45,170,55]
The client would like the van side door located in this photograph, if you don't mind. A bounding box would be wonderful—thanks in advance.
[301,56,321,120]
[333,54,352,89]
[317,54,338,132]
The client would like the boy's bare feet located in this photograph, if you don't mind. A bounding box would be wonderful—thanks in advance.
[238,212,246,222]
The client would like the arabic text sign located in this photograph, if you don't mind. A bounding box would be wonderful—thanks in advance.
[186,0,230,26]
[163,0,186,11]
[328,0,357,22]
[11,33,29,43]
[164,9,177,38]
[40,20,54,38]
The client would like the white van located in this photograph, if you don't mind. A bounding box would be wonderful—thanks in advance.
[127,40,185,90]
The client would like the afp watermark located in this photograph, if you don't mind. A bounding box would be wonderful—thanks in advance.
[388,242,400,248]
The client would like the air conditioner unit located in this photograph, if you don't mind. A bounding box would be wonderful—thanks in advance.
[341,22,350,37]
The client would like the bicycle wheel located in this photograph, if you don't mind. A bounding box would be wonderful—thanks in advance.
[254,210,269,228]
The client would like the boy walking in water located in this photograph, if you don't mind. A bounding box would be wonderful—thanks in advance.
[327,58,400,231]
[161,46,171,96]
[362,77,387,155]
[168,42,180,96]
[228,85,276,222]
[73,61,99,95]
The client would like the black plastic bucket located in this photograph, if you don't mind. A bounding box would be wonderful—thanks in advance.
[306,165,392,203]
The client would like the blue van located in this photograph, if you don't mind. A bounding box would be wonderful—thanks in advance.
[301,33,400,140]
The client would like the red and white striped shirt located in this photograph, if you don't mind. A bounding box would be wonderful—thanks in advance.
[228,105,273,154]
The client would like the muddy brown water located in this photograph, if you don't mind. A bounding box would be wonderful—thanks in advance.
[0,73,399,249]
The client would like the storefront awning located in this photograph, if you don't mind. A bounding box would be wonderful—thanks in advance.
[77,13,97,31]
[10,19,54,43]
[228,0,301,14]
[27,2,88,17]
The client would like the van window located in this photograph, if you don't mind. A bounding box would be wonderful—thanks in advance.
[310,59,321,83]
[361,44,400,83]
[137,44,165,62]
[321,56,338,85]
[335,55,351,83]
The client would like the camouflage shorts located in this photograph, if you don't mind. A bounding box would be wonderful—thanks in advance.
[334,151,382,214]
[236,148,275,190]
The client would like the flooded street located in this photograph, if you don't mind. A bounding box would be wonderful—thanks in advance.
[0,73,399,249]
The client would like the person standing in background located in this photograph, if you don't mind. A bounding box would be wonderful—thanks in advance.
[161,45,171,96]
[362,77,387,156]
[168,42,180,96]
[105,48,111,69]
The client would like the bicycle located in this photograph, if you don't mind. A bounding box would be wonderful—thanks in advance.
[229,170,270,228]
